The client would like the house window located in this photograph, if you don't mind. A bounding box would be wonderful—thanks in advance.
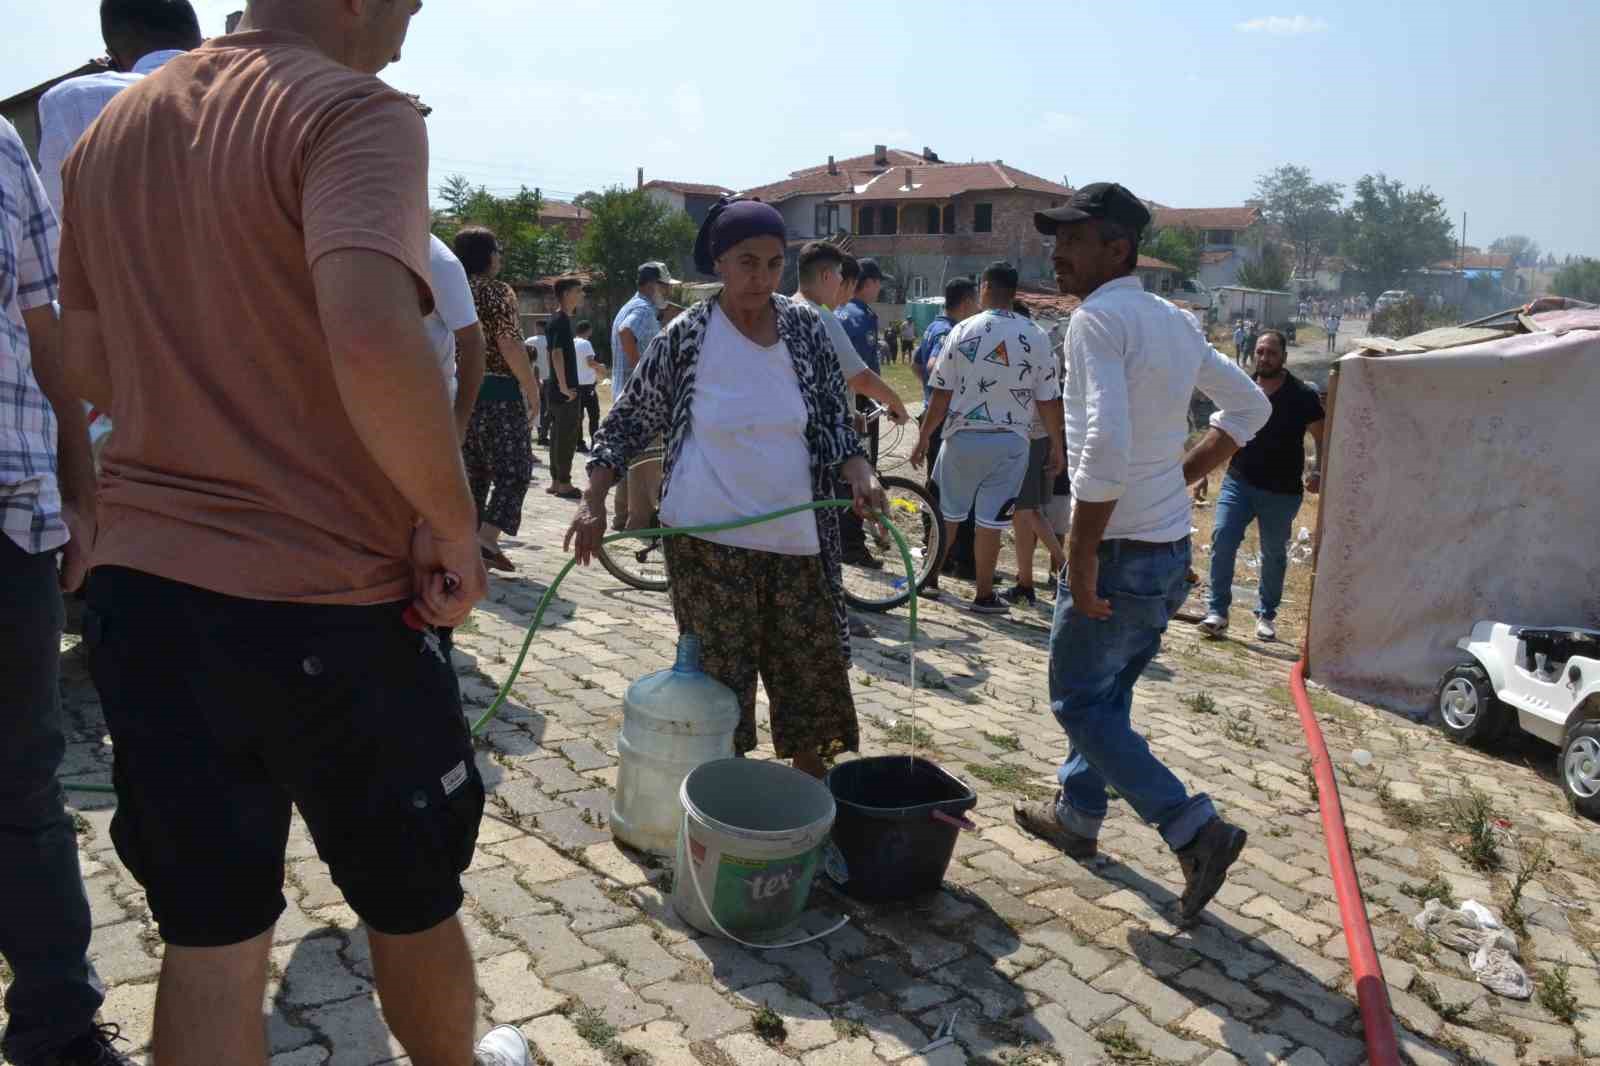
[859,206,875,236]
[974,203,994,233]
[1208,229,1235,247]
[814,204,830,236]
[879,205,898,235]
[942,204,956,234]
[909,276,927,299]
[924,206,940,234]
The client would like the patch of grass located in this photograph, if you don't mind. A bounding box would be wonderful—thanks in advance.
[983,731,1024,752]
[1400,874,1456,908]
[882,720,934,748]
[1182,692,1219,716]
[1447,789,1503,872]
[1374,771,1430,829]
[752,1005,787,1044]
[1300,758,1320,804]
[1095,1024,1155,1062]
[965,762,1051,800]
[1504,843,1551,937]
[831,1017,868,1040]
[1221,707,1266,750]
[72,812,91,836]
[1536,963,1579,1024]
[568,1005,617,1049]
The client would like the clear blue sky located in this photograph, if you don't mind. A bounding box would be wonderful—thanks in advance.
[5,0,1596,257]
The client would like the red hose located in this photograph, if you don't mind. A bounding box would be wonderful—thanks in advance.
[1289,658,1401,1066]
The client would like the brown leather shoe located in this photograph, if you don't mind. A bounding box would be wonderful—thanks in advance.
[1175,817,1248,926]
[1013,792,1098,859]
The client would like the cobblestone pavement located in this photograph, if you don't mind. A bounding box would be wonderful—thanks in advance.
[15,443,1600,1066]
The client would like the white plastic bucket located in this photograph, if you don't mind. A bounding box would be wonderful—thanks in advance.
[672,758,835,943]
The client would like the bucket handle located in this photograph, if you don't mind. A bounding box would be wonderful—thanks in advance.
[931,809,977,832]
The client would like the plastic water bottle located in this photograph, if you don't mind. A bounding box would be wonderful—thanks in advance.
[611,635,741,855]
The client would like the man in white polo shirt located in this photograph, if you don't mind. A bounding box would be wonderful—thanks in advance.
[1018,183,1270,926]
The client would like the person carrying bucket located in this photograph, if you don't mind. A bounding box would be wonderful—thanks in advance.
[567,197,888,779]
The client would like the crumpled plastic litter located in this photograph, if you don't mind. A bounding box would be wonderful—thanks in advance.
[1410,898,1532,999]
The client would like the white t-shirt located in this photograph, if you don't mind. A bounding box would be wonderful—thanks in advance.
[659,306,819,555]
[930,309,1057,440]
[791,293,866,380]
[424,236,478,402]
[526,334,550,379]
[576,337,599,385]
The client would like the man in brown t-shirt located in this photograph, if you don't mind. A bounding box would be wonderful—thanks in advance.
[57,3,524,1064]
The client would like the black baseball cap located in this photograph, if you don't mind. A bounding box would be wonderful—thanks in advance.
[857,258,895,283]
[1034,182,1152,236]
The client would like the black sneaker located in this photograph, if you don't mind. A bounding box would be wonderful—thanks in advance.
[841,546,884,570]
[1001,584,1037,606]
[968,594,1009,615]
[574,441,590,454]
[51,1024,134,1066]
[1175,817,1248,926]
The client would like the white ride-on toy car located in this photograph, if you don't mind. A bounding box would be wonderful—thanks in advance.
[1435,622,1600,820]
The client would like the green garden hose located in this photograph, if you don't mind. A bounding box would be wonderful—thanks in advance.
[64,501,920,797]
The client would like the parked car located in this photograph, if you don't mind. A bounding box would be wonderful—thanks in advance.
[1434,622,1600,819]
[1373,290,1410,314]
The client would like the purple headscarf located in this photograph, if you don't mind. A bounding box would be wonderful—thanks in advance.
[693,197,787,275]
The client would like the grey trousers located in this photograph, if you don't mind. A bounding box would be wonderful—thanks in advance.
[0,537,102,1062]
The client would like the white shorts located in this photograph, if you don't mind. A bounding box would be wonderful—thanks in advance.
[933,430,1028,530]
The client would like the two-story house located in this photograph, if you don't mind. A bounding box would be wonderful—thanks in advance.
[641,177,735,226]
[1150,206,1262,289]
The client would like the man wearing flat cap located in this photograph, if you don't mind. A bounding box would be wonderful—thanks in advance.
[1016,182,1271,926]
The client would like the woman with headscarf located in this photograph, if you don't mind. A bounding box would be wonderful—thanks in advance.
[566,198,886,778]
[455,226,539,572]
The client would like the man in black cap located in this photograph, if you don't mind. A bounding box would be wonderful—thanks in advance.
[835,258,891,567]
[1016,183,1271,925]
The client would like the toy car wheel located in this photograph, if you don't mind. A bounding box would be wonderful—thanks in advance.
[1432,661,1510,746]
[1561,720,1600,821]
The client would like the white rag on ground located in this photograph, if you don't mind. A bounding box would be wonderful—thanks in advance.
[1411,897,1532,999]
[1307,314,1600,714]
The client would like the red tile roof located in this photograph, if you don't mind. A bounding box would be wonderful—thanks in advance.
[643,179,734,197]
[539,200,591,222]
[741,169,860,204]
[1151,206,1260,231]
[1016,290,1081,318]
[791,149,933,177]
[830,162,1071,203]
[1199,250,1236,265]
[1431,252,1513,271]
[1137,255,1179,272]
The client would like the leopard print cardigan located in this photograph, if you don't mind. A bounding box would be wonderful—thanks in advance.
[589,294,865,657]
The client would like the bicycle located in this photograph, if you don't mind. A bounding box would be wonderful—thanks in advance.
[595,406,945,613]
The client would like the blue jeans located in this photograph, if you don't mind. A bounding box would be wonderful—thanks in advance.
[1207,472,1303,621]
[1049,538,1216,849]
[1,539,103,1062]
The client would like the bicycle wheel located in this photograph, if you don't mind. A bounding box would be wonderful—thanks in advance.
[841,474,944,613]
[597,455,670,592]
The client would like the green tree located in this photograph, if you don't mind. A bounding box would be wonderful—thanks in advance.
[1138,226,1201,280]
[574,186,698,309]
[1489,234,1541,268]
[1552,258,1600,303]
[431,175,574,283]
[1340,174,1455,295]
[1235,242,1291,291]
[1253,164,1344,277]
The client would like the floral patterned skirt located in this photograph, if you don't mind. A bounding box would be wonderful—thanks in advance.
[662,534,858,761]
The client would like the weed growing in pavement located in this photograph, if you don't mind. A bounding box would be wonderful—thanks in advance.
[831,1017,867,1040]
[752,1005,787,1043]
[1412,976,1472,1024]
[1300,758,1319,804]
[1505,843,1552,937]
[1448,789,1503,872]
[1536,963,1579,1024]
[877,718,934,748]
[1222,707,1266,750]
[1183,692,1218,716]
[1400,874,1456,907]
[1374,770,1431,829]
[983,731,1024,752]
[965,762,1052,800]
[567,1004,618,1048]
[1094,1025,1155,1062]
[1266,824,1290,838]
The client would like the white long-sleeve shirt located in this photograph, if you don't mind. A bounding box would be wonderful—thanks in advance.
[1064,276,1270,542]
[37,50,185,220]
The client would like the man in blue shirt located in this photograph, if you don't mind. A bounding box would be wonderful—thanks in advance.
[608,261,675,530]
[835,258,888,463]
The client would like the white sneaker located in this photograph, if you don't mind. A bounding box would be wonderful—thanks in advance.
[476,1025,532,1066]
[1197,613,1229,638]
[1255,617,1277,642]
